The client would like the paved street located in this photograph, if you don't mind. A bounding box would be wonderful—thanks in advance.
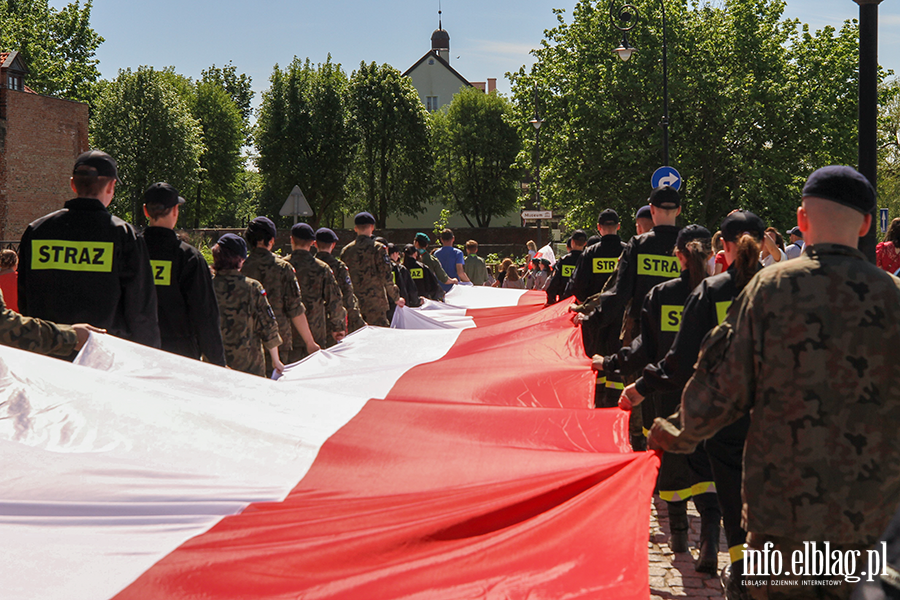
[649,496,729,599]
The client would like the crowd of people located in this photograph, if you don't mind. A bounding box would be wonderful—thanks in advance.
[2,152,900,599]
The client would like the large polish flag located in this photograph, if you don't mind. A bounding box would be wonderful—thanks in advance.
[0,288,659,600]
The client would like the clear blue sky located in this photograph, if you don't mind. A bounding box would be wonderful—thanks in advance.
[60,0,900,107]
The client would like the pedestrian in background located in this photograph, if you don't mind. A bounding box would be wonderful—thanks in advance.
[463,240,489,286]
[0,249,18,312]
[434,229,470,292]
[502,264,525,289]
[877,217,900,274]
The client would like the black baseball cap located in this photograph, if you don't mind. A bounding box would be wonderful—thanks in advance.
[73,150,119,181]
[597,209,619,225]
[676,224,712,252]
[355,212,376,226]
[291,222,315,241]
[802,165,876,215]
[217,233,247,259]
[649,185,680,209]
[143,182,185,208]
[786,226,802,238]
[316,227,339,244]
[720,210,766,242]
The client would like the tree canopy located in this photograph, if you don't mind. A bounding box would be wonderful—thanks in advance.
[433,87,521,227]
[510,0,868,236]
[255,56,356,229]
[347,61,433,228]
[0,0,103,104]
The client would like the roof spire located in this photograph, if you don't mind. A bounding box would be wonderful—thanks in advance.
[438,0,442,29]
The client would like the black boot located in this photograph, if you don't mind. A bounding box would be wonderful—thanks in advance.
[667,500,689,553]
[695,509,721,573]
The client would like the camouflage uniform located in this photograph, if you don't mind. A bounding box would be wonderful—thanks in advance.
[317,250,367,334]
[286,249,346,359]
[240,247,305,361]
[212,270,282,377]
[652,244,900,547]
[340,235,399,327]
[0,289,78,356]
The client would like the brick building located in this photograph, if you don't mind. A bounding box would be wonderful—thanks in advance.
[0,51,89,242]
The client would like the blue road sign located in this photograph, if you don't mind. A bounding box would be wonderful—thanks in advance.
[651,166,682,191]
[881,208,889,233]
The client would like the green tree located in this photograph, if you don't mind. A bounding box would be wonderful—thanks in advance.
[0,0,103,104]
[433,88,522,227]
[347,61,433,228]
[256,56,356,228]
[90,67,202,225]
[201,62,254,143]
[510,0,866,235]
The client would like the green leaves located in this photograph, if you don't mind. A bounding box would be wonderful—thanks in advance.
[434,87,521,227]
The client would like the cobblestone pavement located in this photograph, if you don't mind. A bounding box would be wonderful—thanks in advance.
[649,496,729,599]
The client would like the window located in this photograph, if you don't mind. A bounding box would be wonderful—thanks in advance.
[426,96,439,112]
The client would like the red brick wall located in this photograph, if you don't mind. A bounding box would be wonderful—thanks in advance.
[0,90,88,241]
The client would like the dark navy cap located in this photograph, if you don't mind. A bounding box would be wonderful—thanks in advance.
[315,227,339,244]
[649,185,680,209]
[676,224,712,252]
[355,211,376,226]
[597,209,619,225]
[250,216,277,239]
[415,232,430,244]
[802,166,876,215]
[720,210,766,242]
[635,205,652,220]
[291,222,315,241]
[404,243,417,255]
[570,229,587,242]
[73,150,119,181]
[786,226,802,238]
[217,233,247,259]
[143,182,185,208]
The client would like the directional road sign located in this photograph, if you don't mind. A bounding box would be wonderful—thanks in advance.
[651,166,682,191]
[881,207,889,233]
[522,210,553,220]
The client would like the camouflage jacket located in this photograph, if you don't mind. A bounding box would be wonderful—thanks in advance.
[317,251,366,333]
[287,249,347,347]
[212,270,282,377]
[240,247,304,354]
[652,244,900,543]
[0,289,78,356]
[340,235,398,327]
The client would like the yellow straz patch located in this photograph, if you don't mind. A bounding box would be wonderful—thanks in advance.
[637,254,680,278]
[31,240,113,272]
[661,305,683,332]
[150,260,172,286]
[410,268,424,279]
[592,257,618,274]
[562,264,576,278]
[716,300,733,325]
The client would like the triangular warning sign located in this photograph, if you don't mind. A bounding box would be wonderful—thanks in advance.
[279,185,313,217]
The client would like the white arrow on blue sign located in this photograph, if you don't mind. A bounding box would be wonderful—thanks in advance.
[651,166,682,191]
[881,208,889,233]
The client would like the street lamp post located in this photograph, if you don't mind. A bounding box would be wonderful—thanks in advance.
[611,1,670,168]
[529,83,545,249]
[856,0,883,263]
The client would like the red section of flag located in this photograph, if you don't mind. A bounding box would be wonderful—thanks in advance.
[114,401,658,600]
[388,301,593,408]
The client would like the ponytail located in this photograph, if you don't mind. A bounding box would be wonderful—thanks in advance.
[683,238,713,290]
[733,233,761,289]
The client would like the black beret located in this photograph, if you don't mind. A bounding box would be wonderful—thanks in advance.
[291,222,315,241]
[570,229,588,242]
[802,166,876,215]
[315,227,339,244]
[217,233,248,260]
[250,216,277,239]
[635,205,652,220]
[355,211,376,226]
